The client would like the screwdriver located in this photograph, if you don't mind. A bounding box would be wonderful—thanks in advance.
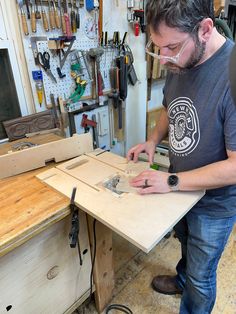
[35,81,44,106]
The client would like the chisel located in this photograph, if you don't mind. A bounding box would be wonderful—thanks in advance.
[52,0,61,29]
[48,0,56,30]
[70,0,77,33]
[25,0,31,19]
[59,0,66,34]
[74,0,80,29]
[18,0,29,36]
[40,0,49,31]
[63,0,72,37]
[35,0,41,19]
[31,2,37,33]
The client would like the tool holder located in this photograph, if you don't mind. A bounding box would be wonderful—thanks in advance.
[18,3,117,112]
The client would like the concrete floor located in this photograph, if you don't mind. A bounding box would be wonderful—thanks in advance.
[76,227,236,314]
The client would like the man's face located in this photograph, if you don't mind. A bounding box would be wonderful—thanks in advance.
[150,23,206,74]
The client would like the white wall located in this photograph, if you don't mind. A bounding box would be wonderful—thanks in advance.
[103,0,147,156]
[148,79,165,111]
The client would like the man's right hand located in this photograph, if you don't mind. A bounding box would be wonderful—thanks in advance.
[127,139,157,164]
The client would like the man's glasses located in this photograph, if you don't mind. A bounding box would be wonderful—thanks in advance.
[145,36,191,64]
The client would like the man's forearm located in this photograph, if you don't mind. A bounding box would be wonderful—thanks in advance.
[178,157,236,191]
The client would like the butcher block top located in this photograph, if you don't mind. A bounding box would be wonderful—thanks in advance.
[0,134,69,257]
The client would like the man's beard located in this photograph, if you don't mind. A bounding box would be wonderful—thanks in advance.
[165,39,206,74]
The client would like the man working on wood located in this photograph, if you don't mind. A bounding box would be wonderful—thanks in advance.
[127,0,236,313]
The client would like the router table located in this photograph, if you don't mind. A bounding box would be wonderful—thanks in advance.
[0,134,204,313]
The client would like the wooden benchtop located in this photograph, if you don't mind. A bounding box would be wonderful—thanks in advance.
[0,134,70,257]
[0,166,70,257]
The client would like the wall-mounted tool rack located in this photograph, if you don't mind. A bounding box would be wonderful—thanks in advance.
[17,0,120,112]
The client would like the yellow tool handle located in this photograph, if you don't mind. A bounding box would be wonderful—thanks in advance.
[37,90,43,106]
[31,11,36,33]
[49,8,56,29]
[35,81,43,106]
[21,11,29,35]
[42,10,49,31]
[54,9,61,29]
[61,14,66,34]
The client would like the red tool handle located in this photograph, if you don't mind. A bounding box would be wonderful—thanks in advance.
[134,22,140,37]
[64,13,72,37]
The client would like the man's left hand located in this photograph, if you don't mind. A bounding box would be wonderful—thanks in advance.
[129,170,171,194]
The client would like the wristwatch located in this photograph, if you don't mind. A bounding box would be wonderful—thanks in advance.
[167,174,179,191]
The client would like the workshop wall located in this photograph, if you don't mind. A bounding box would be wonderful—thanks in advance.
[0,0,147,156]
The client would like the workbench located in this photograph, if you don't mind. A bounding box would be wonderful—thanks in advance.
[0,134,117,313]
[0,134,205,313]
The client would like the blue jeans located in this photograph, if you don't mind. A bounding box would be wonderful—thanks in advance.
[174,211,236,314]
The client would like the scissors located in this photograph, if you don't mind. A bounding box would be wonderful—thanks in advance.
[37,51,57,83]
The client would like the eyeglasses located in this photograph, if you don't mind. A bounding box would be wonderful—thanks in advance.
[145,36,191,64]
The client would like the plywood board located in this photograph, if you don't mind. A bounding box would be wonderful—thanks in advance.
[37,154,205,253]
[56,155,120,188]
[0,133,93,179]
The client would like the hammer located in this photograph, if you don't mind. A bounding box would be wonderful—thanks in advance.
[88,47,104,101]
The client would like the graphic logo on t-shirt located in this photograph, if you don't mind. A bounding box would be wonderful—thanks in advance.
[168,97,200,156]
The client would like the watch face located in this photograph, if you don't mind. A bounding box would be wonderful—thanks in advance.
[168,175,179,187]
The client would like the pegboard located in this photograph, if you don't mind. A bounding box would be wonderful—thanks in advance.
[19,3,119,112]
[36,38,117,108]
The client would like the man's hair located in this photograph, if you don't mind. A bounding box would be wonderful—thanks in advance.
[146,0,215,34]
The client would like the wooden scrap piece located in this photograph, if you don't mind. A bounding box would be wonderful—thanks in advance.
[3,110,57,141]
[0,133,93,179]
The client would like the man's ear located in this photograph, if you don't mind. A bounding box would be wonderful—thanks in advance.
[199,18,214,42]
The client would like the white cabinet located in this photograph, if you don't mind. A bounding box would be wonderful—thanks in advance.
[0,212,92,314]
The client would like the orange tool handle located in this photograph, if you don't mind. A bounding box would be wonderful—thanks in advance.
[31,10,36,33]
[42,10,49,31]
[54,8,61,28]
[21,10,29,35]
[49,8,56,29]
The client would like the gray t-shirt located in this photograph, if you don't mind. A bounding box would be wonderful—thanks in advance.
[163,39,236,217]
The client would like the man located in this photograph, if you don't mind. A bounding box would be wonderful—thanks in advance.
[127,0,236,313]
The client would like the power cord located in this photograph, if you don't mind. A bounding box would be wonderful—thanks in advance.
[105,304,133,314]
[89,219,97,301]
